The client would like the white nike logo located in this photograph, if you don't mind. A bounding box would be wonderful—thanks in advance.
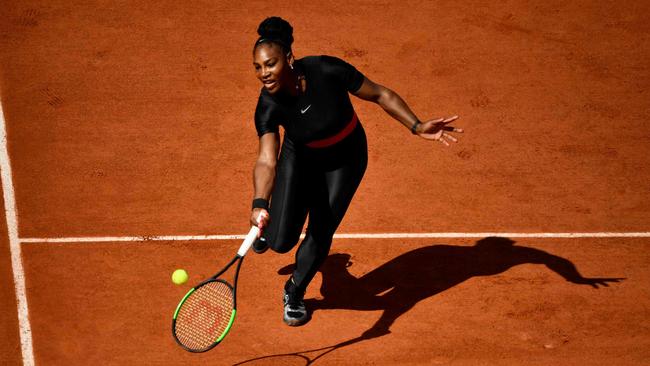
[301,105,311,114]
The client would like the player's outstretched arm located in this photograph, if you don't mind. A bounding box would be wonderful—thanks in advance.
[251,132,279,231]
[351,77,463,145]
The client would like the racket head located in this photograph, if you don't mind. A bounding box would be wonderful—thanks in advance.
[172,279,236,352]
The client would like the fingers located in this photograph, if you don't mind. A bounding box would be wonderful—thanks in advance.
[443,126,464,133]
[429,115,458,124]
[420,131,458,145]
[256,210,270,238]
[251,208,270,229]
[417,115,462,146]
[442,115,459,124]
[443,133,458,143]
[257,210,270,228]
[434,132,457,146]
[430,115,462,135]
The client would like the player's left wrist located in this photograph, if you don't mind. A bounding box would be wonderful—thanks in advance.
[410,120,421,135]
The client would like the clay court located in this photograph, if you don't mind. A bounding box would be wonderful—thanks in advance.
[1,1,649,365]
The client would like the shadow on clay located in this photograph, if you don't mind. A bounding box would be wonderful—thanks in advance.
[290,237,624,340]
[235,237,624,365]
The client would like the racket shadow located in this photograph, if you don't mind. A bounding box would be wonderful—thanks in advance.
[283,236,625,339]
[232,336,364,366]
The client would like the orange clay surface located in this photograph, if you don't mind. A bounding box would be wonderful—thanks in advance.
[1,1,650,365]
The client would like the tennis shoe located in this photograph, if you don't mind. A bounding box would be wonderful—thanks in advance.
[283,280,309,326]
[252,237,269,254]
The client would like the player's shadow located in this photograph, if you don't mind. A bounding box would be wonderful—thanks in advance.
[279,236,625,340]
[235,237,624,365]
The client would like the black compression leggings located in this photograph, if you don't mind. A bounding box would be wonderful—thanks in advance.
[263,123,368,291]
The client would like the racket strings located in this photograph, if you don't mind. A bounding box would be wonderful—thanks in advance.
[174,281,234,351]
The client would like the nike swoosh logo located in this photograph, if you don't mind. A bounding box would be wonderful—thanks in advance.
[301,105,311,114]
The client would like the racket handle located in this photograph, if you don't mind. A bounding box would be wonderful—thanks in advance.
[237,226,260,257]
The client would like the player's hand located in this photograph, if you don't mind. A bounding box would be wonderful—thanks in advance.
[415,115,463,145]
[250,208,270,237]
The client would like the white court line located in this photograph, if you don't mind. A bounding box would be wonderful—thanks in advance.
[1,102,34,365]
[19,231,650,243]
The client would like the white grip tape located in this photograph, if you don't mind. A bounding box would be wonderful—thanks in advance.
[237,212,265,257]
[237,226,260,257]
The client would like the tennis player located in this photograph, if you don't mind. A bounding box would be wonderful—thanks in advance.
[249,16,463,326]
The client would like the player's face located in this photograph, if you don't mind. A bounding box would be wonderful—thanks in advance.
[253,44,292,94]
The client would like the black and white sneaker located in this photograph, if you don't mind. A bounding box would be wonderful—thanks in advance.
[252,237,268,254]
[283,279,310,326]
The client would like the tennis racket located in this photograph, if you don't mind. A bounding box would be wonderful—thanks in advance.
[172,224,260,352]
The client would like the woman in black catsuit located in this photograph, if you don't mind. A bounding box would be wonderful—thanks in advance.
[249,17,463,326]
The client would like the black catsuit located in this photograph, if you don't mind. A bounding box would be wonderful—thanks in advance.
[254,55,367,291]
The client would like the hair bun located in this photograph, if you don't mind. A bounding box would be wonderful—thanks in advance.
[257,16,294,49]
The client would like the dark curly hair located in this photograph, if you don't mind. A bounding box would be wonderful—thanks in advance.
[253,16,294,54]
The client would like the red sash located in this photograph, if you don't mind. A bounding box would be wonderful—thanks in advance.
[306,112,359,148]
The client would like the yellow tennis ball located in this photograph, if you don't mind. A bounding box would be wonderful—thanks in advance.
[172,269,189,285]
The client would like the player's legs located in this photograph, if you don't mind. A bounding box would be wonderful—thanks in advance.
[283,125,367,326]
[291,124,368,292]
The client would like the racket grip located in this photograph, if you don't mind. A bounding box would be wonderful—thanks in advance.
[237,226,260,257]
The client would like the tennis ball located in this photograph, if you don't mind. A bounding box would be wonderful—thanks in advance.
[172,269,189,285]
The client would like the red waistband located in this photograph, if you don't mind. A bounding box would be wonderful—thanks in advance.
[306,112,359,149]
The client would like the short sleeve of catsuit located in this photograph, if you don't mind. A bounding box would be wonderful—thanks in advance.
[254,92,281,137]
[319,55,365,93]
